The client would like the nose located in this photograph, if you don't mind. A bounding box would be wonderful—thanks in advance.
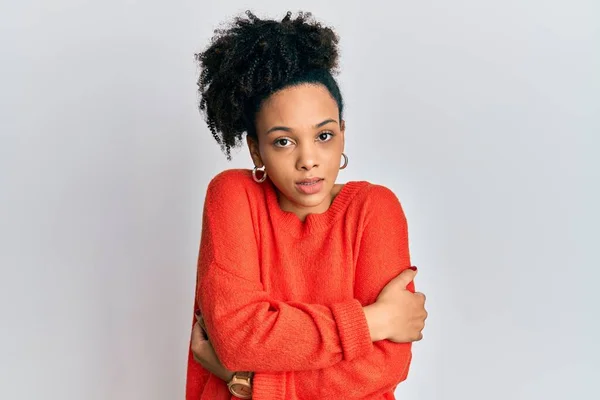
[295,143,319,171]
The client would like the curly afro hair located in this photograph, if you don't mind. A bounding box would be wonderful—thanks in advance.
[195,10,344,160]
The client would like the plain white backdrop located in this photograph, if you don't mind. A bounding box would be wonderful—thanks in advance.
[1,0,598,399]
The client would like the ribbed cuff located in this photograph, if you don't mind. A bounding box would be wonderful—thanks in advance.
[252,372,286,400]
[330,299,373,361]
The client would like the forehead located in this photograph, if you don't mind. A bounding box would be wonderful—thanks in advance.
[256,84,339,131]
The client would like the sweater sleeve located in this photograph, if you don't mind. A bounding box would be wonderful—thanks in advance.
[195,172,373,376]
[288,185,415,399]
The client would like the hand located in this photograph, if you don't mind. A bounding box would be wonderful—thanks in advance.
[374,267,427,343]
[191,313,235,382]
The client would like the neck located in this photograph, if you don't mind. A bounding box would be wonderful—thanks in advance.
[276,190,335,222]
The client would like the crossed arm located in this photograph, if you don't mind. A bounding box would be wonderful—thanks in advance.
[188,180,418,399]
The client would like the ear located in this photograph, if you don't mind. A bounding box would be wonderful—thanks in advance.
[340,119,346,149]
[246,135,264,167]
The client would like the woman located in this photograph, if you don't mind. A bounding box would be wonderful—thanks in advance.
[186,11,427,400]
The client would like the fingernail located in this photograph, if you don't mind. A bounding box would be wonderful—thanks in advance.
[409,266,417,271]
[194,309,201,316]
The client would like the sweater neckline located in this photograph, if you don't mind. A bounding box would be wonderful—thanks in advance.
[264,177,367,236]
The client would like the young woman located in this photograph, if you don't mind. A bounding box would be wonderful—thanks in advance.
[186,11,427,400]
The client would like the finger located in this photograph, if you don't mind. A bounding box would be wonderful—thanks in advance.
[197,320,209,340]
[396,267,417,286]
[191,324,200,341]
[192,322,208,341]
[415,292,426,302]
[192,338,207,359]
[196,323,209,340]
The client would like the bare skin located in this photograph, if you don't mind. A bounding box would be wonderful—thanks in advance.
[191,83,428,384]
[191,314,234,382]
[248,83,346,222]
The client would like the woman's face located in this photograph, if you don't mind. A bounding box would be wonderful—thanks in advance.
[248,83,345,218]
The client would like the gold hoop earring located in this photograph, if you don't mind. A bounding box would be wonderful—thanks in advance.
[339,153,348,170]
[252,166,267,183]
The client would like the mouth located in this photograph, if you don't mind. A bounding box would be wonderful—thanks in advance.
[296,177,324,186]
[295,177,325,195]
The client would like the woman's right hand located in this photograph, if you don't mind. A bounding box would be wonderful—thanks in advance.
[365,268,427,343]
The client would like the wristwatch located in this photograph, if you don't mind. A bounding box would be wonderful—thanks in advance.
[227,371,254,399]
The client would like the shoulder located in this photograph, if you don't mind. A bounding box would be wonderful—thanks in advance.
[206,169,255,196]
[363,182,401,202]
[208,168,254,188]
[203,169,262,211]
[353,181,403,209]
[350,181,407,224]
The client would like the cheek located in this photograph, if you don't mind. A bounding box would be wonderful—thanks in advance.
[261,143,297,164]
[261,151,293,182]
[262,150,288,171]
[323,146,343,167]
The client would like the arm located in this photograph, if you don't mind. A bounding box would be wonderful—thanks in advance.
[286,185,416,399]
[196,173,374,373]
[185,301,211,400]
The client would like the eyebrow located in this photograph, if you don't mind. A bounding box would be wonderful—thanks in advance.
[265,118,338,135]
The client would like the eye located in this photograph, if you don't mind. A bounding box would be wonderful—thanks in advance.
[317,131,334,142]
[273,137,294,148]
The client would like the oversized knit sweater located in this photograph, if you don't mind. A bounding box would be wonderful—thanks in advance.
[186,169,415,400]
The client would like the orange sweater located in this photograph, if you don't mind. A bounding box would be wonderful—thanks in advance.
[186,169,415,400]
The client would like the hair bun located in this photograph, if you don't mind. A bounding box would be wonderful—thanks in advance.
[196,11,341,159]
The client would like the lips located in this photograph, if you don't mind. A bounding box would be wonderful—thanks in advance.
[297,178,323,185]
[295,178,324,195]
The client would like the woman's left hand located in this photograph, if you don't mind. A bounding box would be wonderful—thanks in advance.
[191,314,235,382]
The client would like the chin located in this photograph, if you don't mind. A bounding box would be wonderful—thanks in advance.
[296,196,326,208]
[292,189,331,208]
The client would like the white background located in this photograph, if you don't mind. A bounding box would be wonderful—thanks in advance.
[1,0,598,399]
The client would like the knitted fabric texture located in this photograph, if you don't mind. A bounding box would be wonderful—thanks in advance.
[186,169,414,400]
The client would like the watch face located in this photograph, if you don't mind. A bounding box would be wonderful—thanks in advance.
[231,384,252,397]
